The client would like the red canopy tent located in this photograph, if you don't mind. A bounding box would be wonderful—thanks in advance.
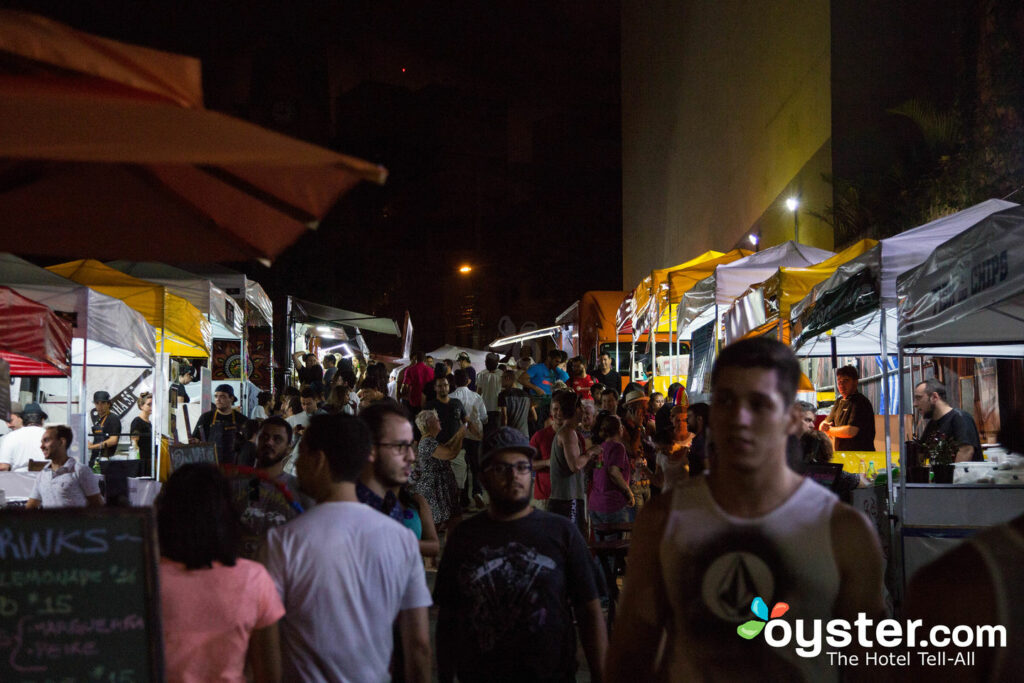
[0,286,73,376]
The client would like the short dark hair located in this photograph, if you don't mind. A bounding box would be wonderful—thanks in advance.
[411,351,423,363]
[485,353,499,372]
[800,430,834,465]
[360,402,411,442]
[502,370,517,382]
[595,413,622,444]
[452,369,469,388]
[323,354,336,366]
[552,389,578,419]
[286,396,302,416]
[257,390,273,406]
[711,338,801,404]
[339,369,357,387]
[300,387,317,400]
[157,464,240,569]
[260,415,293,443]
[282,385,300,398]
[46,425,73,447]
[836,365,859,381]
[689,402,710,426]
[917,378,947,402]
[303,413,372,483]
[547,348,562,360]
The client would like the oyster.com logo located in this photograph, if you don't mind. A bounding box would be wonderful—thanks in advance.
[737,596,789,640]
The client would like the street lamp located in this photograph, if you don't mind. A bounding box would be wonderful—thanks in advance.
[458,264,472,274]
[748,233,759,252]
[786,197,800,244]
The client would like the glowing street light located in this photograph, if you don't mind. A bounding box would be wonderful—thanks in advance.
[785,196,800,243]
[458,265,473,274]
[748,233,759,248]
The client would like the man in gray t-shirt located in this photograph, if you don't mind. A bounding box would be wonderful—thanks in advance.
[498,370,535,435]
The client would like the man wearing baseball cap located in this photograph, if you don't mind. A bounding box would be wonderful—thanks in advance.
[88,391,122,466]
[435,426,607,683]
[191,384,248,465]
[456,351,477,392]
[0,402,46,472]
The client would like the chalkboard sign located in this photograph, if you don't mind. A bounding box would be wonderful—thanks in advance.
[168,443,217,473]
[0,507,164,682]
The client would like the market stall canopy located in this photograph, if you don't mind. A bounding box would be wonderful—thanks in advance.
[724,239,877,344]
[0,10,387,263]
[427,344,493,369]
[489,326,562,349]
[677,241,834,339]
[47,259,209,358]
[290,297,400,337]
[791,198,1017,356]
[898,204,1024,357]
[0,285,72,376]
[107,261,243,338]
[632,251,725,331]
[177,264,274,328]
[0,253,155,366]
[615,294,635,335]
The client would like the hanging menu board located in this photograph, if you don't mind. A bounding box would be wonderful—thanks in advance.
[0,508,164,682]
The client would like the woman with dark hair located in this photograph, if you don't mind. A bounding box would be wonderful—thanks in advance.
[588,413,634,527]
[158,464,284,682]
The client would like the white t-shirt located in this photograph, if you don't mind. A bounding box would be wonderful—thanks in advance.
[0,425,45,471]
[266,501,431,682]
[476,369,503,412]
[29,457,101,508]
[451,386,487,441]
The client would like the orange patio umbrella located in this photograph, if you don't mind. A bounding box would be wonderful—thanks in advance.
[0,11,387,263]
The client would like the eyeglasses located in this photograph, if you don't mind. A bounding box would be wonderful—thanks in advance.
[484,461,533,476]
[376,441,416,453]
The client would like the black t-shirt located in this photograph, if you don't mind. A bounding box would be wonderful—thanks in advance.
[130,416,152,461]
[297,364,323,386]
[424,398,466,443]
[592,368,621,393]
[169,382,190,404]
[826,392,875,451]
[922,409,983,461]
[434,509,599,682]
[91,412,122,460]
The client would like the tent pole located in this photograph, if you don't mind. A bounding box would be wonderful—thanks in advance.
[879,309,896,597]
[896,343,908,601]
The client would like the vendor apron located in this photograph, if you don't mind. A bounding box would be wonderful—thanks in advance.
[90,414,114,465]
[208,412,241,465]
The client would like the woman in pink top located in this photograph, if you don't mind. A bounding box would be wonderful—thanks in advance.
[588,414,635,526]
[158,464,284,682]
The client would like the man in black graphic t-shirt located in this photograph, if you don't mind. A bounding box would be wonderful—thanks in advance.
[913,378,984,461]
[435,427,606,683]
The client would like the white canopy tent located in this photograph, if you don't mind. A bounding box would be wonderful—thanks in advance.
[791,198,1017,359]
[898,204,1024,357]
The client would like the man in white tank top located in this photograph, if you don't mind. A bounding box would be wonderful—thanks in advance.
[607,338,885,682]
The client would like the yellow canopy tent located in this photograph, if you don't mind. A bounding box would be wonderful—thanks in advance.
[723,239,878,345]
[632,251,725,333]
[48,259,210,357]
[656,249,754,334]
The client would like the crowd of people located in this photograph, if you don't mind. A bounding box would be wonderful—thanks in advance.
[1,339,1016,681]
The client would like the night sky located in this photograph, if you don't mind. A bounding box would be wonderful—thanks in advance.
[10,1,623,353]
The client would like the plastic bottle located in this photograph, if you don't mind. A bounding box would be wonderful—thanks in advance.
[866,461,877,481]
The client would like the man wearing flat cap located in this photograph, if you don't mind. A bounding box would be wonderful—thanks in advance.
[435,426,607,683]
[0,402,47,472]
[88,391,122,466]
[191,384,248,465]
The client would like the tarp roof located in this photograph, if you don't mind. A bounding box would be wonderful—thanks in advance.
[290,297,399,337]
[791,198,1017,356]
[177,263,274,327]
[107,261,243,338]
[48,259,209,357]
[632,251,726,328]
[898,204,1024,356]
[0,252,155,365]
[0,285,72,376]
[678,241,834,338]
[427,344,493,369]
[724,239,877,343]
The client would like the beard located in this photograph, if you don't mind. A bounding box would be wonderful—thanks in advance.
[490,494,531,516]
[375,461,408,488]
[257,448,288,469]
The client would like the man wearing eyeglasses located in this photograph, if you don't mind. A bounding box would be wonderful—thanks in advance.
[435,427,607,683]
